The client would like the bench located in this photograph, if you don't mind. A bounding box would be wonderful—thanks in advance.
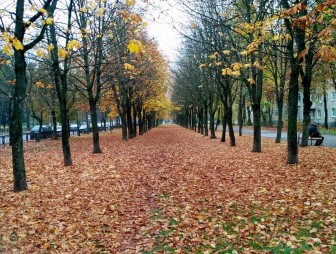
[297,132,323,146]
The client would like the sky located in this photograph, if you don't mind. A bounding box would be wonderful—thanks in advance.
[142,0,186,64]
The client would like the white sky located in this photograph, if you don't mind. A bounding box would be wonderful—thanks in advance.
[143,0,186,63]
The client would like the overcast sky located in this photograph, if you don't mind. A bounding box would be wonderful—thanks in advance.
[143,0,187,63]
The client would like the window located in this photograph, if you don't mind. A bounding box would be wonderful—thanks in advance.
[332,92,336,101]
[332,108,336,117]
[317,110,321,118]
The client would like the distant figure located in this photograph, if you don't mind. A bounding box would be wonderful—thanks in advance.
[309,122,324,146]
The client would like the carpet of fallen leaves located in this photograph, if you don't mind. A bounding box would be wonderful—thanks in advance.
[0,125,336,254]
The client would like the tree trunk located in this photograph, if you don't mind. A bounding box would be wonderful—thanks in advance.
[275,100,283,143]
[324,91,328,129]
[121,113,128,141]
[11,49,28,192]
[51,109,57,139]
[203,104,208,136]
[287,72,299,164]
[238,83,244,136]
[209,108,216,139]
[221,107,227,143]
[251,103,262,152]
[301,86,312,147]
[89,100,102,153]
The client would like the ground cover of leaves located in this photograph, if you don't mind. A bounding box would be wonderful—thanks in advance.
[0,125,335,254]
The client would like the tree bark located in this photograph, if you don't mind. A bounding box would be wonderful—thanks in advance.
[12,49,28,192]
[89,100,102,153]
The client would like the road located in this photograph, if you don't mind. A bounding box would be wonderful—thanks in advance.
[218,126,336,147]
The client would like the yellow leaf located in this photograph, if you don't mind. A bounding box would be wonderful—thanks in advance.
[222,50,230,55]
[222,68,232,76]
[36,48,45,58]
[231,62,243,71]
[39,8,48,15]
[35,81,45,88]
[209,52,218,59]
[247,77,256,84]
[43,17,54,25]
[66,40,81,50]
[240,50,248,56]
[58,48,69,58]
[232,70,241,76]
[47,44,54,52]
[127,39,143,54]
[96,7,105,17]
[199,64,207,69]
[3,44,12,55]
[126,0,135,6]
[3,32,11,43]
[124,63,135,71]
[253,61,263,70]
[12,38,24,50]
[79,6,87,13]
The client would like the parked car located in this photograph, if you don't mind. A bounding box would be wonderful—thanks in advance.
[79,124,88,133]
[30,125,53,140]
[70,124,78,131]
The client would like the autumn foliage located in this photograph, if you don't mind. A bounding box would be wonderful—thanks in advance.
[0,125,335,253]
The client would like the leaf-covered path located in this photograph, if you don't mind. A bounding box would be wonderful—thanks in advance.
[0,125,336,253]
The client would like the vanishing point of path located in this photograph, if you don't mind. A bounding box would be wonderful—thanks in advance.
[1,124,336,253]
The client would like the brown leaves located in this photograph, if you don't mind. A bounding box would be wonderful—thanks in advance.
[1,126,336,253]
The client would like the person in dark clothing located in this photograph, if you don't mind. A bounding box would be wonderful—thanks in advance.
[309,122,324,146]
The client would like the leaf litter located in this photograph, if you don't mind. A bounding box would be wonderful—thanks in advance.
[0,125,335,253]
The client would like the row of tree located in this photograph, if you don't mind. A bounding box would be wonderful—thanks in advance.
[0,0,172,192]
[171,0,336,163]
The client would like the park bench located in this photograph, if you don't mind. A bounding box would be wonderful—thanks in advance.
[297,132,323,146]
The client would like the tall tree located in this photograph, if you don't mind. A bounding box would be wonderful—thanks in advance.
[0,0,57,191]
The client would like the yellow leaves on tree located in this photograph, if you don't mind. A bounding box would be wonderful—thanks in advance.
[222,68,233,76]
[66,40,81,51]
[79,6,88,13]
[126,0,135,6]
[247,77,256,85]
[36,48,45,58]
[1,32,24,55]
[96,8,105,17]
[43,17,54,25]
[47,44,54,52]
[316,46,336,63]
[58,48,69,58]
[127,39,144,54]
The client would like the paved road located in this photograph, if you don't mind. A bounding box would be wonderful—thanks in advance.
[218,126,336,147]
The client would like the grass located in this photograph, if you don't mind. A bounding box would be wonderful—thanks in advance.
[320,127,336,135]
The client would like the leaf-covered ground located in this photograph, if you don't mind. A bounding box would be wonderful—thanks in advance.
[0,125,335,254]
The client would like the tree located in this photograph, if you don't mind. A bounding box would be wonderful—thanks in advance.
[0,0,57,191]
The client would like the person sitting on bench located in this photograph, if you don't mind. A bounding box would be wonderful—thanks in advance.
[309,122,324,146]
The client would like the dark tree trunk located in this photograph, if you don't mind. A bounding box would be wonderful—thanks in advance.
[252,104,262,152]
[221,108,227,143]
[89,100,102,153]
[121,113,127,141]
[133,103,137,137]
[275,101,284,143]
[49,1,73,166]
[227,107,236,146]
[12,49,28,192]
[301,86,312,147]
[209,108,216,139]
[323,91,328,129]
[51,109,57,139]
[203,104,208,136]
[238,83,244,136]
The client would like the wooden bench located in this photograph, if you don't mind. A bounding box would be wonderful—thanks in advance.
[297,132,323,146]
